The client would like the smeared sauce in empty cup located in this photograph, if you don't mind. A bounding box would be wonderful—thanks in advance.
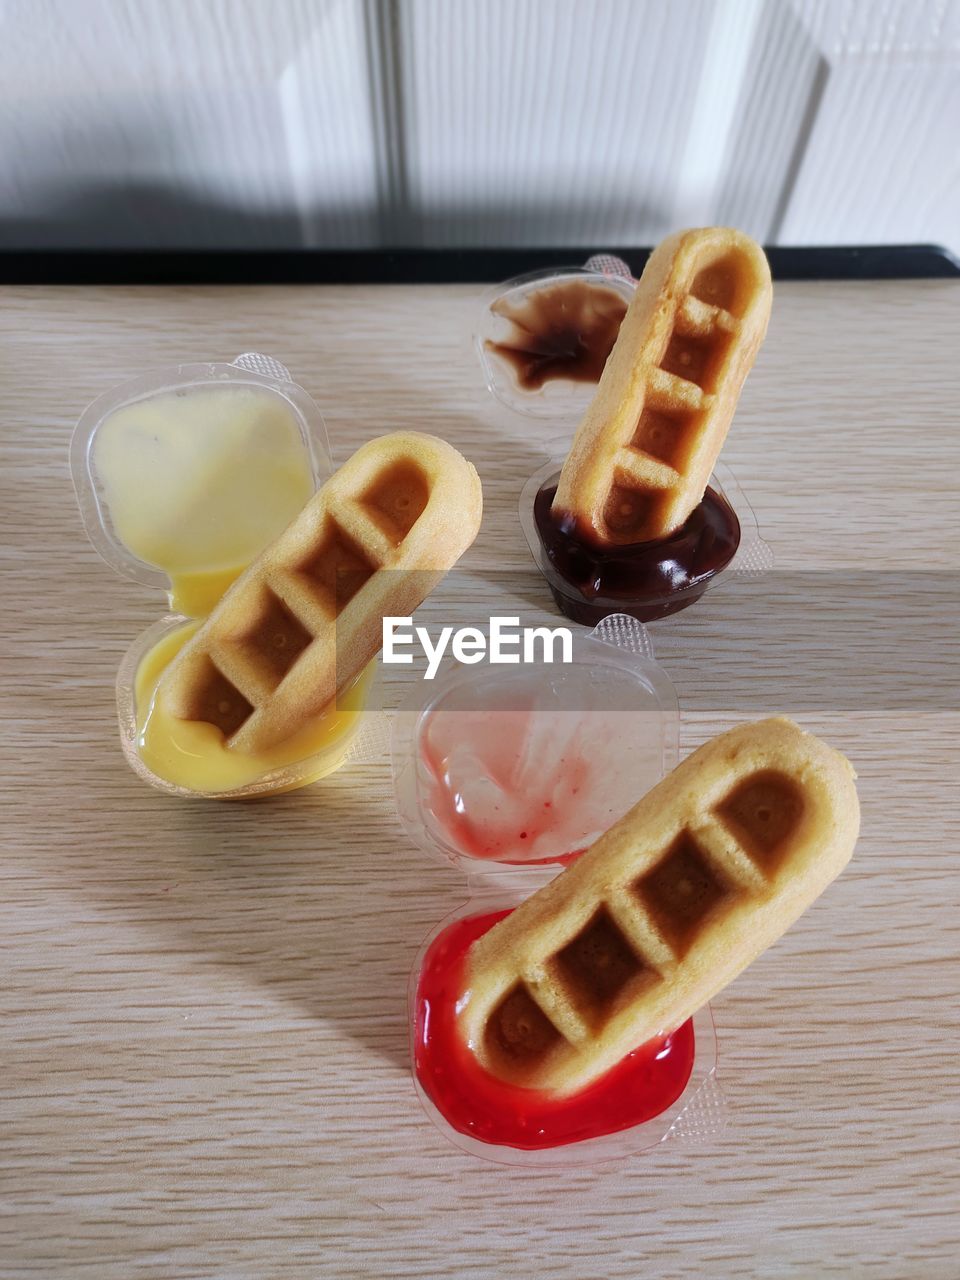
[486,280,628,390]
[93,385,315,614]
[415,664,667,864]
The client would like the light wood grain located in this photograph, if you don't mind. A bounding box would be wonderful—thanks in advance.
[1,280,958,1279]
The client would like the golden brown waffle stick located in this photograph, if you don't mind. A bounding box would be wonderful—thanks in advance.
[553,227,772,545]
[458,718,858,1097]
[157,432,482,754]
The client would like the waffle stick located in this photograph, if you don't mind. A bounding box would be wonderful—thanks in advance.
[458,718,859,1096]
[552,227,772,545]
[158,432,482,755]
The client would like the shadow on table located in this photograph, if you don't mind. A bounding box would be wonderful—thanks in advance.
[74,766,466,1076]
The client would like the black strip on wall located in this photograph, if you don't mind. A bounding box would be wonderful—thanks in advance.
[0,244,956,285]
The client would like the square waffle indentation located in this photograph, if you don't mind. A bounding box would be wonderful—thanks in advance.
[715,770,806,874]
[230,588,313,688]
[630,405,700,469]
[296,517,377,616]
[635,831,740,957]
[602,484,661,541]
[549,907,655,1029]
[182,658,255,739]
[690,253,745,315]
[484,982,563,1069]
[360,459,430,546]
[659,329,731,394]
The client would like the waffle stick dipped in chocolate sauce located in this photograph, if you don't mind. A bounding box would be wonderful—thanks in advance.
[552,227,773,546]
[458,718,859,1098]
[156,431,482,754]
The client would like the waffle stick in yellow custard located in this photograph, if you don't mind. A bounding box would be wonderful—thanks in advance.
[458,718,859,1097]
[157,431,482,754]
[552,227,772,545]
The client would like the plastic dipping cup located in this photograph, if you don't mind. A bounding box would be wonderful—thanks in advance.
[408,898,724,1166]
[72,353,333,617]
[476,267,635,417]
[519,459,775,626]
[392,616,679,871]
[117,616,379,799]
[68,352,388,797]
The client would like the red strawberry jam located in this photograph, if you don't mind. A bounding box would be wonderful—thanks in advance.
[413,909,696,1151]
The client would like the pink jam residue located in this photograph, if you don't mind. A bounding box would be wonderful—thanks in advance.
[417,667,665,863]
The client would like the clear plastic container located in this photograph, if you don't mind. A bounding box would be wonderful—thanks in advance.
[396,616,728,1162]
[476,264,635,419]
[392,615,678,873]
[72,352,334,602]
[520,455,773,626]
[71,353,386,797]
[410,896,723,1167]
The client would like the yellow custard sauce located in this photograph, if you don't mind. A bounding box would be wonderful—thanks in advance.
[134,623,372,795]
[94,385,315,615]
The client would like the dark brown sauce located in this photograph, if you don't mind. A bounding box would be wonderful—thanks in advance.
[533,480,741,624]
[486,280,628,390]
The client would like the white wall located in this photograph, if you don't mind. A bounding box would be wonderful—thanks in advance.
[1,0,957,250]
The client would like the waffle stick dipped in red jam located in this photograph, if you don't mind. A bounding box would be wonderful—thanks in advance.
[457,718,859,1097]
[157,431,482,755]
[552,227,772,546]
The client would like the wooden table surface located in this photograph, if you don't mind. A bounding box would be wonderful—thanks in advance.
[2,279,958,1279]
